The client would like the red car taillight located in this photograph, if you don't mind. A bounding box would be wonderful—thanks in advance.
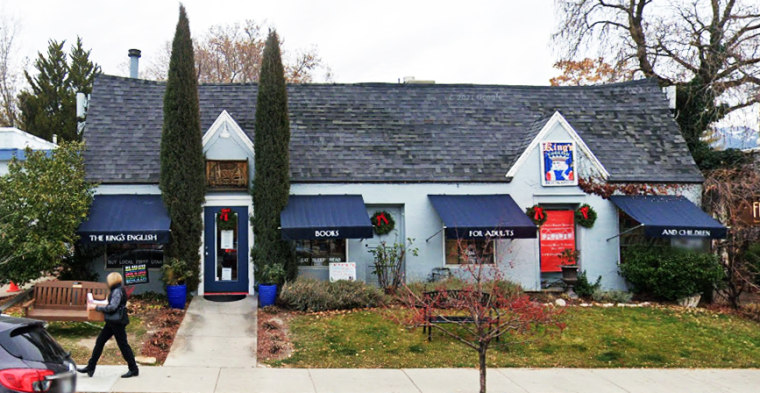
[0,369,54,393]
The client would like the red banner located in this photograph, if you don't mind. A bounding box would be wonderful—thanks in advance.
[540,210,575,272]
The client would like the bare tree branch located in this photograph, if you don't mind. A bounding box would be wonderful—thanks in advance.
[145,20,328,83]
[0,16,20,127]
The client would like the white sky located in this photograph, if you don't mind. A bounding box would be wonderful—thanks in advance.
[2,0,756,133]
[1,0,559,85]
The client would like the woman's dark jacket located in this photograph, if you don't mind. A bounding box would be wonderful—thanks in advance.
[96,284,129,325]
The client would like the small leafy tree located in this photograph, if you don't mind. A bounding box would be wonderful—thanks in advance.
[366,238,418,293]
[0,142,93,284]
[160,5,206,291]
[394,239,564,393]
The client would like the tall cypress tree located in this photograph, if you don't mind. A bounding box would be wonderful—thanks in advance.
[160,5,205,290]
[252,30,296,283]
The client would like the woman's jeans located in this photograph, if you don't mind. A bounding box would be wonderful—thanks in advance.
[87,322,138,372]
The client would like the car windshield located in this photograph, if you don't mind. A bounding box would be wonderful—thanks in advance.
[1,325,68,363]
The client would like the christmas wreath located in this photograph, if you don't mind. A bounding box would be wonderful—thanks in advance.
[217,208,238,231]
[371,211,395,235]
[575,204,597,228]
[526,205,548,226]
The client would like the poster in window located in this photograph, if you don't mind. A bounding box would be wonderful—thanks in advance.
[540,210,576,272]
[540,141,577,186]
[123,264,149,285]
[220,230,234,249]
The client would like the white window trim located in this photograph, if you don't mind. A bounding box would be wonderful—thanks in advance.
[505,111,609,180]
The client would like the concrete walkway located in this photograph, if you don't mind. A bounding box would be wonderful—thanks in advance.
[163,295,258,368]
[76,367,760,393]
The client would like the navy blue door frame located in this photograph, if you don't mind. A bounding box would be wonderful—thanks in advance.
[203,206,249,293]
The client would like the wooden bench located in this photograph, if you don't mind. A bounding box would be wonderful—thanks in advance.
[421,289,500,342]
[22,280,108,322]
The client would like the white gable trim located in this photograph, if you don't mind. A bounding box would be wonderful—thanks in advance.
[202,110,254,154]
[505,111,609,180]
[0,127,58,150]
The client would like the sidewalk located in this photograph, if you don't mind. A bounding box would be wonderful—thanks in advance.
[76,366,760,393]
[75,295,760,392]
[163,295,257,368]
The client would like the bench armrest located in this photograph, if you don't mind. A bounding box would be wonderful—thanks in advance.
[21,298,35,313]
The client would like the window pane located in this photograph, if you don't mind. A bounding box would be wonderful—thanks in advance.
[106,244,164,268]
[2,326,68,363]
[206,160,248,189]
[216,209,238,281]
[445,239,494,264]
[295,239,346,266]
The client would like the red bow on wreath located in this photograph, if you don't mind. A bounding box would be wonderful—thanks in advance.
[375,212,389,225]
[579,206,589,220]
[220,208,231,221]
[533,207,545,221]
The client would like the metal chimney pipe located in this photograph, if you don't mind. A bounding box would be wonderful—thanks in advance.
[128,49,141,78]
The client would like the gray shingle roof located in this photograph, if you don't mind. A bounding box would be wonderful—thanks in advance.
[83,74,703,184]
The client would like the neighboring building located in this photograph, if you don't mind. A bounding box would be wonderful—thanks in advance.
[0,127,58,175]
[78,74,726,295]
[710,126,760,150]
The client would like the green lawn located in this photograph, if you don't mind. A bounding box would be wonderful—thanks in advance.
[45,319,148,366]
[269,306,760,368]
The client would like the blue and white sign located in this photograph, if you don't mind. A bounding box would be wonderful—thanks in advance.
[540,141,577,186]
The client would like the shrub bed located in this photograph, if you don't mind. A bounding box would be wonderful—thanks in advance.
[279,279,386,312]
[620,245,724,300]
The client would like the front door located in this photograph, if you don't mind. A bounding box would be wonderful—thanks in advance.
[204,206,249,293]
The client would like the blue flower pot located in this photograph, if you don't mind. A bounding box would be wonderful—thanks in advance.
[167,284,187,309]
[258,284,278,307]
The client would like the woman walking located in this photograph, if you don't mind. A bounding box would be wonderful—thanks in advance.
[77,272,139,378]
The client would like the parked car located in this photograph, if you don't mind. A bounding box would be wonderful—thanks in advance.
[0,315,76,393]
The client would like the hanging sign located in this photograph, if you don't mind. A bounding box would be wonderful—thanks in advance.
[540,210,576,272]
[329,262,356,282]
[123,264,149,285]
[540,141,577,186]
[739,200,760,227]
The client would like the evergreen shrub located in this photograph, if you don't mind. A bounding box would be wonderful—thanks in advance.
[620,245,724,300]
[573,271,602,299]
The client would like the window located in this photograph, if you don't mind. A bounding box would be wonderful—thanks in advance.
[445,239,494,265]
[206,160,248,190]
[2,325,69,363]
[296,239,346,266]
[106,244,164,268]
[215,209,239,281]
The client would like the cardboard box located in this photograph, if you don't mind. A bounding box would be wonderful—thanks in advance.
[88,309,104,322]
[87,293,107,322]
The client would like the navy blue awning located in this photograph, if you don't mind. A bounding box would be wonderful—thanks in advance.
[280,195,373,240]
[609,195,727,239]
[78,195,171,243]
[428,194,537,239]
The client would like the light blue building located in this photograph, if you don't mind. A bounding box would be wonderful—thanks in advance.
[0,127,57,175]
[78,74,725,296]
